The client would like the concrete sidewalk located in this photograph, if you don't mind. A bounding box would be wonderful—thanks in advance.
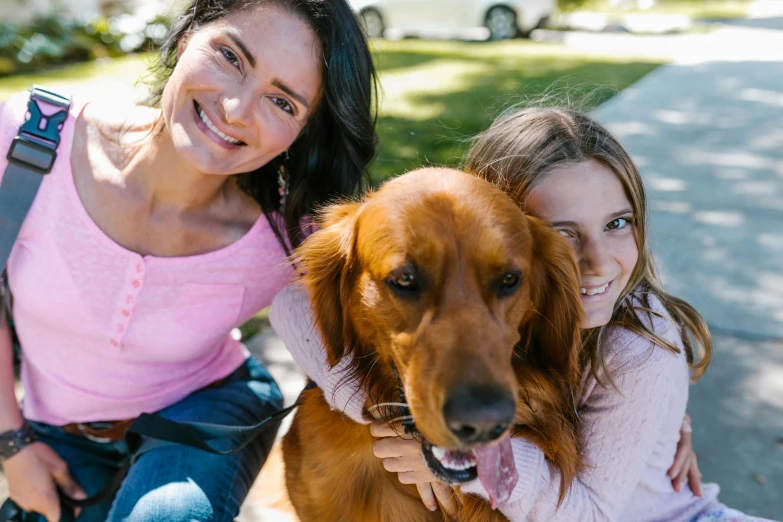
[592,10,783,518]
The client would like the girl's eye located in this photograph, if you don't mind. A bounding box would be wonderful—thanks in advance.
[221,47,240,68]
[272,97,295,115]
[558,229,575,239]
[606,217,630,231]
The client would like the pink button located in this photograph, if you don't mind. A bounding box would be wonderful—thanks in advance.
[122,310,130,317]
[126,296,134,305]
[111,340,119,347]
[116,324,124,333]
[132,280,140,289]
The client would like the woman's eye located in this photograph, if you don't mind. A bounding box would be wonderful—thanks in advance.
[221,47,240,68]
[606,217,630,231]
[272,97,295,115]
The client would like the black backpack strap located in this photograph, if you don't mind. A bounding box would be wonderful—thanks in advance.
[0,86,72,275]
[0,87,73,521]
[123,400,302,455]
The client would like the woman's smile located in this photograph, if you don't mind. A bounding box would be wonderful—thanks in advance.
[193,101,245,150]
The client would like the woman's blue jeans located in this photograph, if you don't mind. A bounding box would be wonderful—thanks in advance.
[27,356,284,522]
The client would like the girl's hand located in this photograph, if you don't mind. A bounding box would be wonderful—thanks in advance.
[371,421,457,516]
[667,413,703,496]
[4,441,87,522]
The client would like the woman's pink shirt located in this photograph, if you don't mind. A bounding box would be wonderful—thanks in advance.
[1,93,292,425]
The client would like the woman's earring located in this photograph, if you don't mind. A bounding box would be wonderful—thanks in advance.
[278,151,290,212]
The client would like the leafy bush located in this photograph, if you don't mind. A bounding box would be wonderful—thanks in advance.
[0,13,170,77]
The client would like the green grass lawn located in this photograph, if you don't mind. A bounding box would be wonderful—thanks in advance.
[369,39,660,184]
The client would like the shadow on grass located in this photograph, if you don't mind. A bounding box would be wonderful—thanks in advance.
[370,43,661,184]
[373,49,443,74]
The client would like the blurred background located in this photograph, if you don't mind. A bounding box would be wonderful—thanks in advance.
[0,0,781,519]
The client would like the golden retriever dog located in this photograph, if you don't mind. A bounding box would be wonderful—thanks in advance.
[283,168,583,521]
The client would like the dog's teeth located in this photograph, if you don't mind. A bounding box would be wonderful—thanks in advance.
[442,460,476,471]
[432,447,446,461]
[435,448,477,471]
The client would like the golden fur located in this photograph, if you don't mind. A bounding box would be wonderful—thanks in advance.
[283,168,583,521]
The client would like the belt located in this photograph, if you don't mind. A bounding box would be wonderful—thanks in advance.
[59,369,248,442]
[62,419,134,443]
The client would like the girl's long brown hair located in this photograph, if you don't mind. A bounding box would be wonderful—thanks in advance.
[465,106,712,384]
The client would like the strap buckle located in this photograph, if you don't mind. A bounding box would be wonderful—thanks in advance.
[6,136,57,174]
[29,85,72,110]
[20,86,71,146]
[74,423,115,444]
[6,85,73,175]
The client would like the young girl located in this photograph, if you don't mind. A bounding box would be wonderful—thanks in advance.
[0,1,376,521]
[270,107,776,521]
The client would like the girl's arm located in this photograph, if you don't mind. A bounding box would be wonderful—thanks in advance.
[269,284,368,423]
[461,343,679,521]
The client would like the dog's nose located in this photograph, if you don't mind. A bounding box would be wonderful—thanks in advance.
[442,385,516,444]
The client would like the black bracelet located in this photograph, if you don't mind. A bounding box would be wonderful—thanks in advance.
[0,421,37,464]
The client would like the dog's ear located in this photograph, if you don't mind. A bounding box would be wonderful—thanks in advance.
[296,202,361,367]
[520,217,583,383]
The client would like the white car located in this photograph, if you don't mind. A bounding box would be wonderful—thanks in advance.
[351,0,555,40]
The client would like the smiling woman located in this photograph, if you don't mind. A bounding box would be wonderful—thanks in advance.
[147,0,378,252]
[0,1,377,521]
[161,6,322,180]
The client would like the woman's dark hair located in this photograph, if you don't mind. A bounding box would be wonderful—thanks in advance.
[147,0,378,252]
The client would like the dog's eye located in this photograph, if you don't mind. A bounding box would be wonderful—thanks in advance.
[387,272,420,294]
[498,272,521,297]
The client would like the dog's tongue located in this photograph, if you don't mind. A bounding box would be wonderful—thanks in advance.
[474,434,518,509]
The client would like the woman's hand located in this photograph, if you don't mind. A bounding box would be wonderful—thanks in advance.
[371,421,457,516]
[3,441,87,522]
[667,413,703,496]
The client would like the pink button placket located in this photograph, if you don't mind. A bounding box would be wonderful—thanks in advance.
[109,257,145,349]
